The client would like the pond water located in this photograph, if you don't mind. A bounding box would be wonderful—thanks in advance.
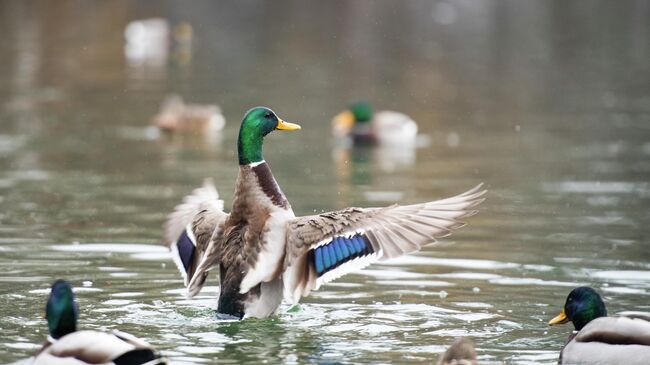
[1,1,649,364]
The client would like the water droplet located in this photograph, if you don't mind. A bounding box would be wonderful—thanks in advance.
[473,287,480,293]
[439,290,448,299]
[82,281,93,287]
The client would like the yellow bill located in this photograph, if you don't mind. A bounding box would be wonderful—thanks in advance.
[548,309,569,325]
[276,119,301,131]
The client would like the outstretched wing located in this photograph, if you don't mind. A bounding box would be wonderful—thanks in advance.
[163,179,228,293]
[282,184,486,303]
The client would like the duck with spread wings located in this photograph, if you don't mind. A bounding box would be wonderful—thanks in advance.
[162,106,486,319]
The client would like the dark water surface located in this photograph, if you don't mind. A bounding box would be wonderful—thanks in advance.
[1,1,649,364]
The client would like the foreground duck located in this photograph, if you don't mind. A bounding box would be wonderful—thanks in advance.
[163,106,485,319]
[548,286,650,364]
[437,337,478,365]
[331,101,418,146]
[34,280,166,365]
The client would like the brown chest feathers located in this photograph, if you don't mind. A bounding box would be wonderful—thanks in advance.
[214,162,291,317]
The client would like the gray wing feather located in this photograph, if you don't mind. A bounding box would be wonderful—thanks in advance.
[163,179,228,293]
[163,178,223,247]
[286,183,485,263]
[282,184,485,303]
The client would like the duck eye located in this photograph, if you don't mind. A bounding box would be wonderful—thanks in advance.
[265,112,273,118]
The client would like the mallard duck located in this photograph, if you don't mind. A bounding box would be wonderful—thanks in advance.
[124,18,169,65]
[437,337,478,365]
[548,286,650,364]
[152,94,225,134]
[34,280,166,365]
[331,101,418,146]
[163,106,485,319]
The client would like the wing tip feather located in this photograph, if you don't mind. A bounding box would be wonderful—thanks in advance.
[186,273,206,298]
[464,210,479,218]
[162,179,224,246]
[451,221,467,230]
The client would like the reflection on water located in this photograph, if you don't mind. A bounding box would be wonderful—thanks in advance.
[1,1,649,364]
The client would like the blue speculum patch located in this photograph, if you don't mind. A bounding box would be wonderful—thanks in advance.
[176,229,196,273]
[310,233,375,277]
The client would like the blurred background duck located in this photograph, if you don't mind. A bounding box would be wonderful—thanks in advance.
[437,337,478,365]
[548,286,650,364]
[34,280,166,365]
[152,94,225,135]
[331,101,418,146]
[124,18,193,67]
[124,18,170,66]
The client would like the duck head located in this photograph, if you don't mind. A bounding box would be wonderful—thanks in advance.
[46,279,79,339]
[238,107,301,165]
[549,286,607,331]
[332,102,373,137]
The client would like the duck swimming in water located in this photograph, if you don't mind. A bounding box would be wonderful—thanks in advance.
[331,101,418,146]
[163,106,485,319]
[548,286,650,364]
[152,94,225,135]
[34,280,166,365]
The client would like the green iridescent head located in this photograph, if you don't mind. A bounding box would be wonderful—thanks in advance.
[349,102,373,123]
[332,102,373,137]
[237,107,301,165]
[46,279,79,339]
[549,286,607,331]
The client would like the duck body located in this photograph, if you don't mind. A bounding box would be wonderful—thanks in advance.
[370,110,418,146]
[215,162,294,318]
[164,107,485,319]
[34,280,166,365]
[167,164,291,319]
[332,102,418,146]
[549,287,650,365]
[35,330,163,365]
[152,94,225,134]
[560,315,650,365]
